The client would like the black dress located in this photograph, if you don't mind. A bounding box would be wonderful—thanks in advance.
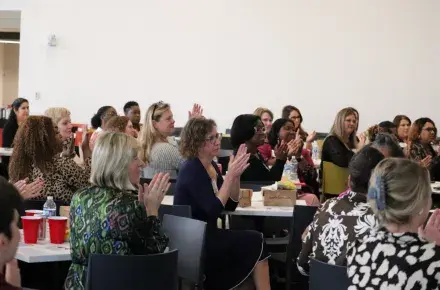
[321,135,355,168]
[240,151,285,182]
[1,120,18,179]
[175,158,269,290]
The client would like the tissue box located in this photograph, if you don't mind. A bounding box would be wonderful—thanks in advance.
[262,189,297,206]
[239,189,252,207]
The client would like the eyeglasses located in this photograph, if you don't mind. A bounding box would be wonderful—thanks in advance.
[152,101,164,120]
[254,126,266,133]
[423,127,437,133]
[206,133,222,143]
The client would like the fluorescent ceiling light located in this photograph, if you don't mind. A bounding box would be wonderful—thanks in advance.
[0,40,19,44]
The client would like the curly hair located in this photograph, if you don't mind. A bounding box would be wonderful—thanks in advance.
[9,116,62,182]
[104,116,130,133]
[180,118,216,158]
[366,125,380,142]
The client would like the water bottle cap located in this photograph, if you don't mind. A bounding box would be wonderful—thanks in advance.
[47,196,53,200]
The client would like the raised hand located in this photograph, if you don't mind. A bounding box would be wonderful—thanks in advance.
[421,155,432,168]
[81,131,92,159]
[228,144,250,178]
[61,137,76,158]
[419,209,440,245]
[5,259,21,288]
[139,173,170,217]
[306,131,316,143]
[188,104,204,119]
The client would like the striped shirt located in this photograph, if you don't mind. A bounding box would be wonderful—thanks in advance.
[141,139,185,179]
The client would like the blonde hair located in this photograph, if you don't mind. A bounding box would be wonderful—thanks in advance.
[90,132,141,191]
[44,107,71,125]
[253,107,274,120]
[138,102,171,163]
[368,158,431,225]
[329,107,358,149]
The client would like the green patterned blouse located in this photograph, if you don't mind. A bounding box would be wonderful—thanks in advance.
[64,186,169,290]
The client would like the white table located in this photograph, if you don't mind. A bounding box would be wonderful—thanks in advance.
[16,231,71,263]
[163,192,306,217]
[432,182,440,195]
[0,147,13,156]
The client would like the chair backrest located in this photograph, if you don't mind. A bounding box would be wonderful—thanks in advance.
[309,258,349,290]
[86,249,178,290]
[140,178,177,196]
[162,214,207,286]
[322,161,349,195]
[159,204,192,220]
[285,205,318,287]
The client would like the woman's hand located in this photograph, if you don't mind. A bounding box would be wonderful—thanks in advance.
[306,131,316,143]
[61,137,76,158]
[227,144,250,179]
[138,173,170,217]
[287,139,303,158]
[188,104,204,119]
[81,131,92,159]
[274,141,288,160]
[420,155,432,168]
[14,178,44,200]
[419,209,440,245]
[357,132,367,149]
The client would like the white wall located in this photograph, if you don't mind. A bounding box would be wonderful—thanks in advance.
[19,0,440,132]
[1,43,19,105]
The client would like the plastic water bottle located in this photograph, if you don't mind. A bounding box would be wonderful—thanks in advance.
[283,162,293,180]
[312,141,319,161]
[290,158,299,181]
[43,196,56,217]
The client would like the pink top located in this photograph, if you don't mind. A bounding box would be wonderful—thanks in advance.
[258,143,273,163]
[89,128,102,151]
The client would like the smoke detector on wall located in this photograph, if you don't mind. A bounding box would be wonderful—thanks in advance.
[48,34,57,47]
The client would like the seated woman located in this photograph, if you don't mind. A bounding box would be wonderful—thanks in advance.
[253,107,274,164]
[281,105,316,150]
[268,118,319,205]
[8,116,92,204]
[89,106,117,150]
[408,118,440,181]
[347,158,440,289]
[123,101,142,136]
[321,107,362,174]
[393,114,411,143]
[44,107,76,157]
[139,102,202,179]
[175,118,270,290]
[1,98,29,178]
[230,114,287,182]
[65,132,170,289]
[104,116,137,137]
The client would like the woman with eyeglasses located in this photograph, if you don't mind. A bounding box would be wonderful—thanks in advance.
[281,105,316,150]
[268,119,320,204]
[175,118,271,290]
[89,106,118,150]
[230,114,288,182]
[253,107,274,165]
[408,118,440,181]
[139,102,203,179]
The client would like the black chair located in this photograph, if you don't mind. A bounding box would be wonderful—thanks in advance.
[86,249,178,290]
[309,259,349,290]
[140,178,176,196]
[270,205,318,290]
[162,214,207,289]
[159,204,192,220]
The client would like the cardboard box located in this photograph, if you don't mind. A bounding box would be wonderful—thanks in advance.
[238,189,252,207]
[262,189,297,206]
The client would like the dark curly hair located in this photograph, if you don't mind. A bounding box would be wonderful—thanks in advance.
[180,118,216,158]
[91,106,115,129]
[9,116,62,182]
[408,118,436,143]
[104,116,130,133]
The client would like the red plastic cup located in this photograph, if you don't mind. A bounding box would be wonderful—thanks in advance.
[48,217,67,244]
[21,216,43,244]
[25,210,44,216]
